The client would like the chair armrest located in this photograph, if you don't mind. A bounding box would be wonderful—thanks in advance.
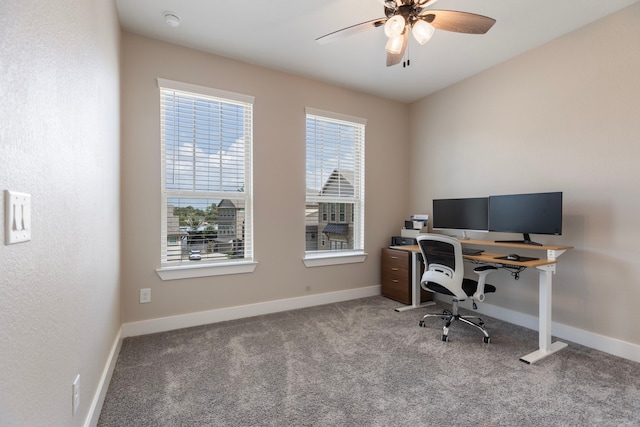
[472,265,498,302]
[474,265,498,274]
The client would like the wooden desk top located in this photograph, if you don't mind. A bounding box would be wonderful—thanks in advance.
[390,239,573,268]
[459,239,573,252]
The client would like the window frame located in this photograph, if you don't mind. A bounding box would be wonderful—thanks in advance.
[303,107,367,267]
[155,78,257,280]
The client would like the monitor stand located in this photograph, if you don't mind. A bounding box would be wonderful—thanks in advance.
[445,231,470,240]
[495,233,543,246]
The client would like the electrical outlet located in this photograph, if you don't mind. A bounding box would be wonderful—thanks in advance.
[72,374,80,416]
[140,288,151,304]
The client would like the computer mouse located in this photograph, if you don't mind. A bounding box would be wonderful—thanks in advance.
[506,253,520,261]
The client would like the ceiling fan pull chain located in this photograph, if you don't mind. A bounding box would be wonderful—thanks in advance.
[404,42,411,68]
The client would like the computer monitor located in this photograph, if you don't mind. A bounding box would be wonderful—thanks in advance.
[488,192,563,246]
[432,197,489,238]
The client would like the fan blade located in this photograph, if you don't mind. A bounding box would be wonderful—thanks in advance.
[419,10,496,34]
[386,29,409,67]
[316,18,387,44]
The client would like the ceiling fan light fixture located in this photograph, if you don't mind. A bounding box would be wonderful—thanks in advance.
[385,33,405,54]
[412,20,435,45]
[315,0,496,67]
[384,15,405,38]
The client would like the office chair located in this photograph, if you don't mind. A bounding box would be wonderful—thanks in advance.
[416,234,497,343]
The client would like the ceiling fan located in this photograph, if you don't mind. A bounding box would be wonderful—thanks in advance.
[316,0,496,67]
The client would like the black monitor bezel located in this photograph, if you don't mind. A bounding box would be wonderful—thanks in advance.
[488,192,563,244]
[432,197,489,232]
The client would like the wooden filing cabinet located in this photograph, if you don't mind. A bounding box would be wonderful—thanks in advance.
[381,248,432,305]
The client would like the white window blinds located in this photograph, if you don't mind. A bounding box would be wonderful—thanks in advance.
[158,79,253,267]
[305,107,365,253]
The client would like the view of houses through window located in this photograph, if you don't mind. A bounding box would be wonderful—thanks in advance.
[159,79,253,266]
[305,108,365,254]
[165,198,246,263]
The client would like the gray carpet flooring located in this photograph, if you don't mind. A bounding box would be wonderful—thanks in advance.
[98,296,640,426]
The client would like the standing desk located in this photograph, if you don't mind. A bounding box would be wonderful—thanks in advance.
[390,239,573,364]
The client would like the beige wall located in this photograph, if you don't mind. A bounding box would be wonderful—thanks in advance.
[409,3,640,344]
[120,32,410,323]
[0,0,121,426]
[4,5,637,424]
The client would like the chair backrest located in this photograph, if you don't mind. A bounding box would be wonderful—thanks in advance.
[417,234,468,300]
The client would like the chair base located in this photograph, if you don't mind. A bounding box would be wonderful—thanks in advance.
[418,301,490,343]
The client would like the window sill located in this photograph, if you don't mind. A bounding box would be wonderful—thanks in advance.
[156,261,258,281]
[303,251,368,267]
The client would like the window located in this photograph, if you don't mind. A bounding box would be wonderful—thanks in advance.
[330,240,348,250]
[156,79,255,279]
[304,107,366,266]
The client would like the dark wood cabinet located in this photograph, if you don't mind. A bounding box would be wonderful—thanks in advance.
[381,248,432,305]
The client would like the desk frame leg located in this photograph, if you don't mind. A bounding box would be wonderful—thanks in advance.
[395,251,435,312]
[520,264,567,364]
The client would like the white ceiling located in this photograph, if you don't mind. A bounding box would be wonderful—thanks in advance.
[116,0,639,103]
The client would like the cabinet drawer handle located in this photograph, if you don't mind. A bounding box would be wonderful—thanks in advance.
[390,256,399,259]
[391,268,399,271]
[392,279,399,283]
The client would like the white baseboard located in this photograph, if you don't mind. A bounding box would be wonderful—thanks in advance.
[436,295,640,363]
[122,285,381,338]
[85,326,123,427]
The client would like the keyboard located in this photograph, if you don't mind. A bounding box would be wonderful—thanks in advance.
[462,248,484,256]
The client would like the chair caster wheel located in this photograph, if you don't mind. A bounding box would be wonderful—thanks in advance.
[483,336,490,344]
[441,335,449,342]
[418,320,425,327]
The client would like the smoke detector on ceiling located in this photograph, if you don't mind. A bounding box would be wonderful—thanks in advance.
[164,13,181,27]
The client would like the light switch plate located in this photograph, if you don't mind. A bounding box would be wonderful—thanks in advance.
[5,190,32,245]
